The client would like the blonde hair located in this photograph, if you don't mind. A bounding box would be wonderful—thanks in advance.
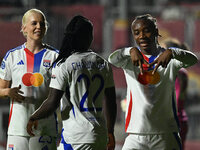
[21,8,48,37]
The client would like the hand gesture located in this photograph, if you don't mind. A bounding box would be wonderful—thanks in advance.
[107,133,115,150]
[8,85,25,102]
[26,118,38,136]
[149,49,173,74]
[130,47,149,75]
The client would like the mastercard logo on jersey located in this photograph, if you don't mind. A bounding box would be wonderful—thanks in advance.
[138,70,160,85]
[22,73,44,87]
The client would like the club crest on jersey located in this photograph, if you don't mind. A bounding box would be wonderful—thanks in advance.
[43,60,51,67]
[0,61,5,69]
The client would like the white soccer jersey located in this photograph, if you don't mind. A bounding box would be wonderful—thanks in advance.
[108,47,193,134]
[0,43,59,137]
[50,50,115,143]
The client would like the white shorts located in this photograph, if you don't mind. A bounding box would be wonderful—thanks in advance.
[58,143,107,150]
[58,134,107,150]
[7,135,57,150]
[122,132,182,150]
[57,127,107,150]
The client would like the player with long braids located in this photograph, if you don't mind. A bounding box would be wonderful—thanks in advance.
[27,15,117,150]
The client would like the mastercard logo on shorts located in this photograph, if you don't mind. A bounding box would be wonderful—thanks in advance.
[138,71,160,85]
[22,73,44,87]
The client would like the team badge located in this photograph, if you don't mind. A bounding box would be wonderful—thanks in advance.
[138,71,160,85]
[43,60,51,67]
[22,73,44,87]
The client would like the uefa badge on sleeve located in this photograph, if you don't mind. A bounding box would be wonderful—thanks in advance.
[1,61,5,69]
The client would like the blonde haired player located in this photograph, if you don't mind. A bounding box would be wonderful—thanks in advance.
[0,8,60,150]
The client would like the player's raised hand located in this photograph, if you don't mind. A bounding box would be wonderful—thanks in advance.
[149,49,173,74]
[130,47,149,75]
[27,119,38,136]
[107,133,115,150]
[8,85,25,102]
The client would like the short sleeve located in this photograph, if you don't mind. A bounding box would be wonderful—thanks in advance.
[49,63,68,91]
[0,53,12,81]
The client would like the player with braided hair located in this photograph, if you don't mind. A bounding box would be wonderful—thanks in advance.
[108,14,198,150]
[27,15,117,150]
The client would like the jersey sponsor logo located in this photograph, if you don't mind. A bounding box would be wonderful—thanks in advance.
[43,60,51,67]
[0,61,5,69]
[22,72,44,87]
[8,144,14,150]
[17,60,24,65]
[138,71,160,85]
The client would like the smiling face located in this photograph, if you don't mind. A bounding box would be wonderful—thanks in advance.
[132,19,158,55]
[22,12,46,42]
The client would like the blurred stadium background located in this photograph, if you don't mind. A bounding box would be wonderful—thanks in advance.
[0,0,200,150]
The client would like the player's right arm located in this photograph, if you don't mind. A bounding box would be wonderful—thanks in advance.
[129,47,149,75]
[108,47,148,74]
[108,47,132,68]
[27,88,64,136]
[0,79,24,102]
[0,50,25,102]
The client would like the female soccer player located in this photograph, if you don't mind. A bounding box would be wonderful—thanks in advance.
[27,15,117,150]
[0,9,60,150]
[108,14,198,150]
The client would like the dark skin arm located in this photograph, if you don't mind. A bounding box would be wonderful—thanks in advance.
[149,49,173,74]
[104,86,117,150]
[27,88,64,136]
[130,47,149,75]
[130,48,173,75]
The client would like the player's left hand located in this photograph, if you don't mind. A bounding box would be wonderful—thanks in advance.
[149,49,173,74]
[107,133,115,150]
[26,118,38,136]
